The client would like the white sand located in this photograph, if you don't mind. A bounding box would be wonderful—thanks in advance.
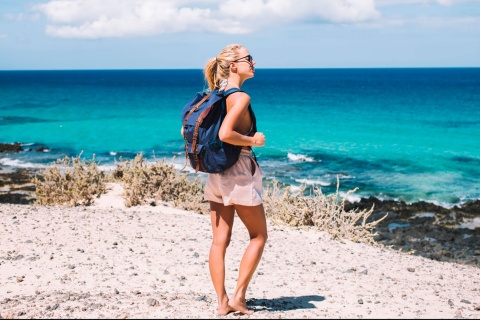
[1,183,479,319]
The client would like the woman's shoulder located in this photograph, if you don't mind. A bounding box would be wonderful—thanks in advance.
[225,90,250,113]
[227,89,250,103]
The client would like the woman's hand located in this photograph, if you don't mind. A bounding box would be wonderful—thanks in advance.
[180,126,184,137]
[252,132,266,146]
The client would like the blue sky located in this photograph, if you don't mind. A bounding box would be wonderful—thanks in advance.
[1,0,479,70]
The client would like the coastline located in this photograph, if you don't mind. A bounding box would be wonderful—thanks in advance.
[1,162,480,318]
[0,165,479,268]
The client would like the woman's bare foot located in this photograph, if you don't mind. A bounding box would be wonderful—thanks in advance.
[217,301,235,316]
[229,298,254,315]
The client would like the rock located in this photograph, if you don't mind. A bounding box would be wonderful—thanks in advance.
[34,146,49,152]
[146,298,158,306]
[0,143,23,152]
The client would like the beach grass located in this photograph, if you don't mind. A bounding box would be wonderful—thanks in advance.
[32,153,382,244]
[263,178,387,244]
[32,153,106,207]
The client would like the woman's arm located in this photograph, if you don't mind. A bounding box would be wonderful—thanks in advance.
[218,93,265,147]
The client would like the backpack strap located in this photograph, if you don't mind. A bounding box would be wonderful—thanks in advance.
[223,88,259,167]
[223,87,243,97]
[191,102,218,170]
[221,88,244,115]
[182,93,211,172]
[183,93,211,128]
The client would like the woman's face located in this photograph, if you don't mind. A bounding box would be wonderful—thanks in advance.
[231,47,255,79]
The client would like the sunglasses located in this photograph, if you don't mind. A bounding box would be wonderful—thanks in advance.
[232,54,253,63]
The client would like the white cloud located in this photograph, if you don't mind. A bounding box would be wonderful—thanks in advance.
[376,0,480,6]
[33,0,380,39]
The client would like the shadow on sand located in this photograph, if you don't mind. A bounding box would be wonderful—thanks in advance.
[247,295,325,312]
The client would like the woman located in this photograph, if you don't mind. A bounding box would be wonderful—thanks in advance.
[203,44,268,315]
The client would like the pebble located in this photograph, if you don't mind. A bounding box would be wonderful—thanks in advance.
[146,298,158,306]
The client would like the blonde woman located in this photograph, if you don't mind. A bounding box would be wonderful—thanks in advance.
[203,44,267,315]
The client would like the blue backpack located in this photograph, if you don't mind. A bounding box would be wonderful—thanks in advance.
[181,88,245,173]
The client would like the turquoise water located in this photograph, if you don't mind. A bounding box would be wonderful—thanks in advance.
[1,68,479,206]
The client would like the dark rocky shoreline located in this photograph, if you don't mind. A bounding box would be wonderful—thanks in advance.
[345,198,480,267]
[1,140,479,268]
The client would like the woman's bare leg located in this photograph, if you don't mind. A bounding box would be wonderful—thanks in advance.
[209,201,236,315]
[229,203,268,315]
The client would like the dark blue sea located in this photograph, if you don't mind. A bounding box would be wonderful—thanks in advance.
[1,68,479,207]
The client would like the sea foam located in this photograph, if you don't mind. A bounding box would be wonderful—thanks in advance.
[287,153,315,162]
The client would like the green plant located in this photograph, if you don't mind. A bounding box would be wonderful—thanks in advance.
[32,153,106,207]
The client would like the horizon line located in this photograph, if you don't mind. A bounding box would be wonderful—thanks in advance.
[1,66,480,72]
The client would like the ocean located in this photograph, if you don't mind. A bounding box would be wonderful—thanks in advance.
[1,68,479,207]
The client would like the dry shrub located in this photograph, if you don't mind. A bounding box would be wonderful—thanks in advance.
[32,154,106,207]
[31,151,385,245]
[263,177,387,244]
[111,153,208,213]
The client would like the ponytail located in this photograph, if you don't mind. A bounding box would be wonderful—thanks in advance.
[203,44,244,92]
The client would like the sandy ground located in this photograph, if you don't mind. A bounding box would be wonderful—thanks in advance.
[1,183,479,319]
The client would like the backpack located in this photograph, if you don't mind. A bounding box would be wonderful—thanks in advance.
[181,88,244,173]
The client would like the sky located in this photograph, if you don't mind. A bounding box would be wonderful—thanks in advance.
[1,0,479,70]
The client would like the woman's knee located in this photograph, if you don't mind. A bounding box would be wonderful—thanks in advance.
[212,233,233,249]
[250,232,268,247]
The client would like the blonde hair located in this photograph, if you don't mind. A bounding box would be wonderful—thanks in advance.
[203,44,244,92]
